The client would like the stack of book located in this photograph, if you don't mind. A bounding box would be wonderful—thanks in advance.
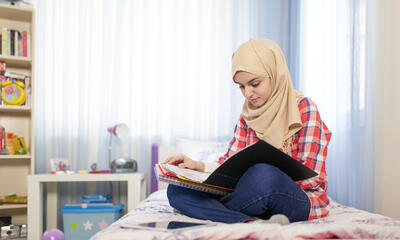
[155,163,233,196]
[0,28,28,57]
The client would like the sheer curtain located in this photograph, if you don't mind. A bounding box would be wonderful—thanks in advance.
[33,0,241,174]
[298,0,374,211]
[32,0,295,197]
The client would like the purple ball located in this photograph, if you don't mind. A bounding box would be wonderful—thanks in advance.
[41,229,65,240]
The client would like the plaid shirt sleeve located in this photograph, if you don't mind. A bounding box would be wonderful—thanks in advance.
[218,117,258,164]
[295,97,332,219]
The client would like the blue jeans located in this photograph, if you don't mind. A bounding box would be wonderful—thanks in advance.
[167,164,310,223]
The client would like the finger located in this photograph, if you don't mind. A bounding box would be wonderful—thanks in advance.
[164,156,178,164]
[178,162,189,169]
[165,159,177,165]
[178,162,195,169]
[165,157,184,165]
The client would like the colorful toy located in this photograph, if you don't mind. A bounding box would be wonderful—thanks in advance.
[41,229,65,240]
[1,81,26,105]
[17,148,27,154]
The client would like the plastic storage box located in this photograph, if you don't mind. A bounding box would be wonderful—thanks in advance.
[82,194,112,203]
[61,203,124,240]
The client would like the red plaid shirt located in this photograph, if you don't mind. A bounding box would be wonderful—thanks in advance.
[218,97,332,220]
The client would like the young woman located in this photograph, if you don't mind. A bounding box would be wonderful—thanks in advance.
[165,39,332,224]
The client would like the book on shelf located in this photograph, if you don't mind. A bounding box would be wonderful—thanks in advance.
[22,31,27,57]
[2,128,5,154]
[18,31,22,56]
[10,29,14,56]
[155,140,318,196]
[2,27,7,56]
[0,125,4,153]
[0,27,28,57]
[7,30,10,56]
[14,31,18,57]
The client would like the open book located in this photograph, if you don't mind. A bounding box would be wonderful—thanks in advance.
[155,140,318,196]
[161,164,211,182]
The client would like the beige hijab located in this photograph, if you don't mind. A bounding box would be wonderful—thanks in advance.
[232,39,303,152]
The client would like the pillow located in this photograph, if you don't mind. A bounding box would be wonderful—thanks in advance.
[175,138,229,163]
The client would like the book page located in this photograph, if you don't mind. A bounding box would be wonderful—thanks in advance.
[161,164,211,183]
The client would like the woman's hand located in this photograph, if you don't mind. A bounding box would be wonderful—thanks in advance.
[164,154,205,172]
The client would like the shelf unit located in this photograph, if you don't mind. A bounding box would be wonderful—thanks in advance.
[0,3,35,225]
[0,105,31,113]
[0,204,27,210]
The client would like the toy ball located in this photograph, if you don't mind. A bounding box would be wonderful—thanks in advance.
[41,229,65,240]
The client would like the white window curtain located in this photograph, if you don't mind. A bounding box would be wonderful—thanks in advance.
[33,0,246,176]
[32,1,296,222]
[298,0,374,211]
[32,0,293,197]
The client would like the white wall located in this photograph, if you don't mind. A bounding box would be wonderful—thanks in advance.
[373,0,400,220]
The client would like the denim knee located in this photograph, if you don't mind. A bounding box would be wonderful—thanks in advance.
[226,163,310,221]
[241,164,290,194]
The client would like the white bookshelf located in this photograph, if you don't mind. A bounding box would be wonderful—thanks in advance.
[0,3,35,225]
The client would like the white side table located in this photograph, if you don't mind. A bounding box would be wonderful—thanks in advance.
[27,173,145,240]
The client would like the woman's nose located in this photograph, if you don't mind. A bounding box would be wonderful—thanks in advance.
[244,87,252,99]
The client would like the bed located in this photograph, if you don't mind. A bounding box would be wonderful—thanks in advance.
[91,139,400,240]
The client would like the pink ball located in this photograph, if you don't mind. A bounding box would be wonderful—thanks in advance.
[41,229,65,240]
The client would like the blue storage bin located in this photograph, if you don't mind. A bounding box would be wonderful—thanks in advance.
[61,203,124,240]
[82,194,112,203]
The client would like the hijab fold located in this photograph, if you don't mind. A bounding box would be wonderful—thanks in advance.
[232,39,303,151]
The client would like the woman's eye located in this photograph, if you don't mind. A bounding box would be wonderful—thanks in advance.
[239,85,244,89]
[251,83,259,87]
